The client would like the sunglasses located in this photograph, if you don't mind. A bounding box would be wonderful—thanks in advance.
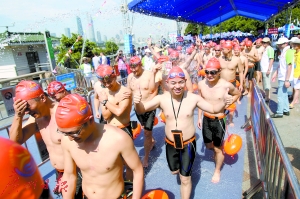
[205,70,219,75]
[168,72,185,79]
[215,50,221,52]
[57,124,85,137]
[96,74,114,81]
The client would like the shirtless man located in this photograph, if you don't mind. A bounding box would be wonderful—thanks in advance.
[95,65,134,180]
[239,41,246,52]
[133,66,232,199]
[243,40,259,95]
[214,45,222,59]
[56,94,143,199]
[47,81,69,102]
[219,41,244,126]
[234,46,249,103]
[202,44,214,68]
[9,80,82,198]
[197,58,241,183]
[254,38,265,84]
[127,56,159,168]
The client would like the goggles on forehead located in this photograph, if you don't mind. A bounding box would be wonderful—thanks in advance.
[168,72,185,79]
[129,62,141,67]
[96,73,114,81]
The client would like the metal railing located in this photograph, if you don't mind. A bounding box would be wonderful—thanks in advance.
[243,79,300,199]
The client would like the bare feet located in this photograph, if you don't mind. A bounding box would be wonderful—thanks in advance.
[142,157,149,168]
[211,170,221,183]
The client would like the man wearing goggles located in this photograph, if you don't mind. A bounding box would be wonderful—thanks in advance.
[133,66,233,199]
[47,81,69,102]
[56,94,143,199]
[127,56,161,168]
[197,58,241,184]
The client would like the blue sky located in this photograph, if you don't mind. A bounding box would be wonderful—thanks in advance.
[0,0,178,41]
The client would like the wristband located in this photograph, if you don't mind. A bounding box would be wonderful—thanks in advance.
[101,100,108,106]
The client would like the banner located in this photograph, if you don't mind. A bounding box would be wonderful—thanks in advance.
[56,73,76,91]
[0,87,15,116]
[124,34,133,54]
[268,28,278,34]
[284,24,291,38]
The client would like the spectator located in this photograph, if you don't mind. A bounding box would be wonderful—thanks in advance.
[115,50,128,85]
[260,37,274,103]
[271,37,294,118]
[142,48,154,71]
[290,37,300,108]
[100,52,108,65]
[92,51,101,71]
[80,57,94,89]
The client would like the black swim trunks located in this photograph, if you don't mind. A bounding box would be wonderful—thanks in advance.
[254,62,261,71]
[202,115,226,147]
[135,109,156,131]
[246,67,254,81]
[165,136,196,176]
[119,123,133,139]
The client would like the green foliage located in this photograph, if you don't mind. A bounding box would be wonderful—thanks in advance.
[56,34,119,68]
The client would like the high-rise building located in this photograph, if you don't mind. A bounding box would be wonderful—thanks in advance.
[87,16,96,42]
[64,28,71,38]
[76,16,83,36]
[97,31,101,43]
[50,33,57,37]
[104,35,107,42]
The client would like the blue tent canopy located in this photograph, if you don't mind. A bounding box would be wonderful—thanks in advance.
[128,0,297,26]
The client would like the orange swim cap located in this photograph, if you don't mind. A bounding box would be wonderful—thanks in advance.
[15,80,44,101]
[47,81,66,97]
[167,66,185,80]
[206,57,221,70]
[55,94,92,128]
[246,40,253,47]
[223,41,233,49]
[96,65,115,80]
[0,137,43,199]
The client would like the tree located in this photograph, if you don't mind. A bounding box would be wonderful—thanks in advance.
[56,33,118,68]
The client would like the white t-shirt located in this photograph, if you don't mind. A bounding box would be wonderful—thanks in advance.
[92,56,101,70]
[260,46,274,73]
[101,55,107,65]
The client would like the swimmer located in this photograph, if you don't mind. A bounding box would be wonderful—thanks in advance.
[47,81,69,102]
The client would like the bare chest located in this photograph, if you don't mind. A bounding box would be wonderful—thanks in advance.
[200,86,225,102]
[220,59,238,70]
[38,118,62,145]
[129,75,150,91]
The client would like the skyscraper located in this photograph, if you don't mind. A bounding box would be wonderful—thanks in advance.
[104,35,107,42]
[64,28,71,38]
[76,16,83,36]
[87,16,96,42]
[97,31,101,43]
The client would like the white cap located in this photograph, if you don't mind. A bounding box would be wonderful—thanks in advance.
[145,49,151,53]
[290,37,300,44]
[276,37,289,45]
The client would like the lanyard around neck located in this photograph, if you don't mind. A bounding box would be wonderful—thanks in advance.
[171,93,184,129]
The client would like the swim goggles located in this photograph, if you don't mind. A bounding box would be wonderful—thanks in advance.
[167,72,185,79]
[204,70,219,75]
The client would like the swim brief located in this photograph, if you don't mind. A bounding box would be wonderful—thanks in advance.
[165,136,196,176]
[135,109,156,131]
[117,123,133,139]
[229,79,236,87]
[202,113,226,147]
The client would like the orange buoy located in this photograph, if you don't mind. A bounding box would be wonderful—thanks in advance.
[236,80,240,88]
[226,103,236,112]
[132,123,141,140]
[224,134,242,156]
[198,69,205,77]
[141,190,169,199]
[154,116,158,126]
[159,112,166,123]
[192,83,198,91]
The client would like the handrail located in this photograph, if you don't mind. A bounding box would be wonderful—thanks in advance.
[0,71,49,84]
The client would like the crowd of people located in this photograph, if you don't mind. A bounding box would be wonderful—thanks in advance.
[3,33,300,199]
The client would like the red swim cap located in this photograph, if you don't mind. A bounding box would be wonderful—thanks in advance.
[157,55,169,63]
[246,40,253,47]
[240,41,245,46]
[0,137,43,199]
[186,48,193,55]
[167,66,185,80]
[56,94,92,128]
[220,39,226,44]
[130,56,141,66]
[214,45,222,51]
[47,81,66,97]
[15,80,44,101]
[206,57,221,70]
[168,48,174,54]
[223,41,233,49]
[176,46,182,51]
[234,45,241,51]
[96,65,115,79]
[169,51,179,59]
